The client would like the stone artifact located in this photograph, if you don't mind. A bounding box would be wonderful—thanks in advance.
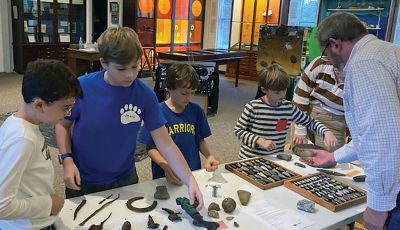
[208,210,219,218]
[147,215,160,229]
[162,225,168,230]
[176,197,219,230]
[226,216,234,221]
[121,221,131,230]
[297,199,316,213]
[79,194,120,226]
[162,208,182,222]
[353,175,366,182]
[222,198,236,213]
[237,190,251,206]
[73,199,86,220]
[207,202,220,211]
[292,144,324,157]
[225,157,301,190]
[154,185,170,200]
[292,174,367,206]
[317,169,345,176]
[126,197,158,212]
[98,193,113,204]
[294,162,306,168]
[234,221,239,228]
[88,212,112,230]
[276,153,292,161]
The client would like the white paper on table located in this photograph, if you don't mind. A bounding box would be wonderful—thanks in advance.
[241,200,315,230]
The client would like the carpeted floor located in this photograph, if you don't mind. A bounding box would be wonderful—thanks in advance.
[0,72,257,197]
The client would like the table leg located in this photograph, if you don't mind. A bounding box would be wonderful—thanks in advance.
[235,59,240,87]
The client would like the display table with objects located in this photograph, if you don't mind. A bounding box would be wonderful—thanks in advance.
[154,61,218,115]
[157,49,248,87]
[55,154,366,230]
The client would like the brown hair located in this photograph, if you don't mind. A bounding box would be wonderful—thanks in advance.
[258,64,289,91]
[165,63,199,90]
[97,26,143,65]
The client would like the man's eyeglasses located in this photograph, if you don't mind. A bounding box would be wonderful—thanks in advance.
[320,43,330,61]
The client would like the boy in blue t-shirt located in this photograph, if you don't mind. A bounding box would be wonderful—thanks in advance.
[55,27,203,207]
[140,64,219,183]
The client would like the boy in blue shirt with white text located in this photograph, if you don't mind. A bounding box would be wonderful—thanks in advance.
[140,64,219,183]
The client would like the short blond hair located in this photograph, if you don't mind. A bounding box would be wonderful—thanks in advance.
[97,26,143,65]
[258,64,289,91]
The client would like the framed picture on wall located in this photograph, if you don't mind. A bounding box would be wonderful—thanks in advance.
[110,2,119,13]
[111,15,119,24]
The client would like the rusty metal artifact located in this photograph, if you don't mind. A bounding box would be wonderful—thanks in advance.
[73,199,86,220]
[126,197,158,212]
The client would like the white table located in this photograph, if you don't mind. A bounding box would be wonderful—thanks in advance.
[55,155,366,230]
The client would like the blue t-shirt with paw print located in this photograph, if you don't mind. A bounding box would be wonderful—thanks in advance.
[66,70,166,185]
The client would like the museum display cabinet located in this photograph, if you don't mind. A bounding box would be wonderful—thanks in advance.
[318,0,395,41]
[226,0,281,81]
[11,0,86,73]
[123,0,205,52]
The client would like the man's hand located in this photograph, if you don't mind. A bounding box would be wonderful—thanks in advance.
[160,162,182,184]
[293,134,308,145]
[363,207,388,230]
[204,155,219,172]
[50,194,65,216]
[63,158,81,190]
[187,176,203,210]
[323,131,337,149]
[300,149,337,168]
[256,138,276,151]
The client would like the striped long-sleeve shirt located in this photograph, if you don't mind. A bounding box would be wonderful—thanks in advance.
[234,99,329,159]
[293,58,344,116]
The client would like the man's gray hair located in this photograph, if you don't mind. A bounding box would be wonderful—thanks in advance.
[316,12,368,46]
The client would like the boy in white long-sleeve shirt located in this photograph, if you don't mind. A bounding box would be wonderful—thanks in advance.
[0,59,82,230]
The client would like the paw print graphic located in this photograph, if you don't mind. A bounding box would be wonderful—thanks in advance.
[120,104,142,124]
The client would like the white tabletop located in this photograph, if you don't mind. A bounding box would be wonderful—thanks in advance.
[55,155,366,230]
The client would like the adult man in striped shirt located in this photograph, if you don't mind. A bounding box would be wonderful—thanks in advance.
[304,12,400,229]
[292,56,347,151]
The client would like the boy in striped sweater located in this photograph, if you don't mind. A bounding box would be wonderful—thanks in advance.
[234,64,337,159]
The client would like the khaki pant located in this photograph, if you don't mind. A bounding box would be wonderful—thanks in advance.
[309,105,347,151]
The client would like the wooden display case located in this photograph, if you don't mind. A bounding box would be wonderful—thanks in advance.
[11,0,86,73]
[225,157,301,190]
[226,0,281,81]
[284,173,367,212]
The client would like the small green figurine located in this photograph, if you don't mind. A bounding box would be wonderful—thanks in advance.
[176,197,219,230]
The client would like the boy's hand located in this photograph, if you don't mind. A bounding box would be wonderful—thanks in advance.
[204,155,219,172]
[63,158,81,190]
[160,163,182,184]
[323,131,337,149]
[256,138,276,151]
[293,134,308,145]
[187,176,203,210]
[50,194,64,216]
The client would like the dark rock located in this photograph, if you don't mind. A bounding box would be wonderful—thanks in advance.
[154,185,170,200]
[277,153,292,161]
[222,198,236,213]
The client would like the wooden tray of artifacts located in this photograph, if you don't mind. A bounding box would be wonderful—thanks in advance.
[284,173,366,212]
[225,157,301,190]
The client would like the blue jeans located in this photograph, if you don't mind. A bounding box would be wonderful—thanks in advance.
[386,193,400,229]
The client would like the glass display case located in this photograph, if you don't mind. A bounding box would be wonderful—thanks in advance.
[230,0,281,52]
[318,0,392,40]
[227,0,281,81]
[12,0,86,73]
